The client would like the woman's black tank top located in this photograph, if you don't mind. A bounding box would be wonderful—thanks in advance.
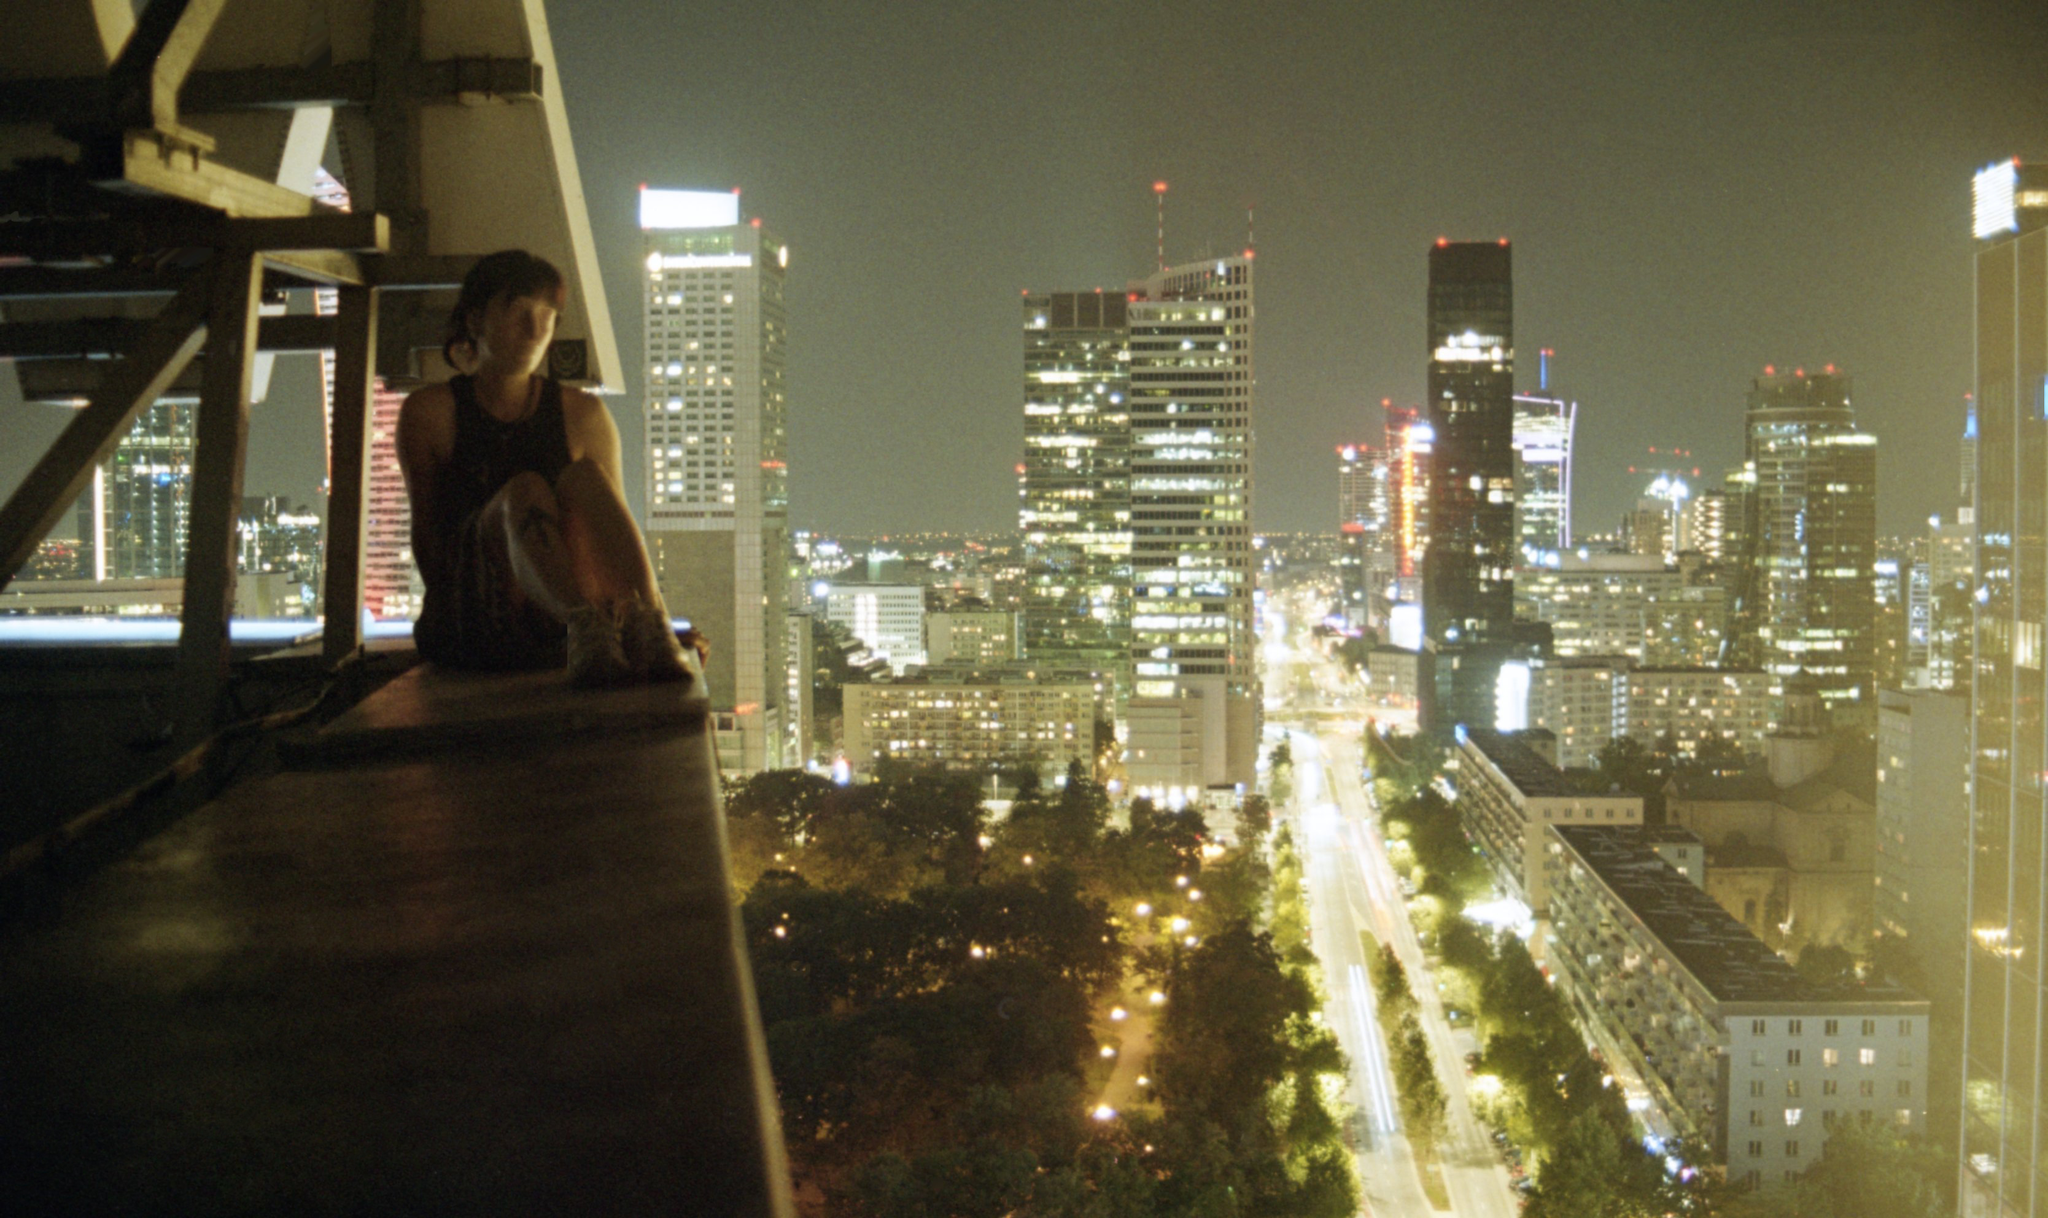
[416,374,572,613]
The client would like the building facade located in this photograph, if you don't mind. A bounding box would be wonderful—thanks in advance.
[1680,489,1732,560]
[1875,688,1967,1000]
[639,187,789,772]
[1021,291,1131,689]
[1337,441,1394,630]
[1424,241,1516,646]
[1728,369,1878,724]
[1518,553,1724,666]
[842,675,1095,777]
[1512,385,1574,565]
[926,609,1020,666]
[1522,654,1628,769]
[1454,727,1642,913]
[1626,667,1773,759]
[1667,683,1876,954]
[1547,825,1929,1191]
[1127,255,1257,786]
[825,584,925,673]
[1963,156,2048,1210]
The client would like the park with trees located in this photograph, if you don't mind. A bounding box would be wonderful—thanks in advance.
[724,761,1358,1216]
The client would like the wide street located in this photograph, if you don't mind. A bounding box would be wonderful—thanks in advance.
[1266,604,1519,1218]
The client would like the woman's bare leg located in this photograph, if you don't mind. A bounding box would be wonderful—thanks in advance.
[485,470,588,620]
[553,457,660,611]
[554,457,705,670]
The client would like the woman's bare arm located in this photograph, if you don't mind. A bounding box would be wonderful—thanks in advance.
[561,386,626,491]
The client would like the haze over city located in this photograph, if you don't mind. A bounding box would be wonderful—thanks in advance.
[7,3,2048,1217]
[7,0,2048,535]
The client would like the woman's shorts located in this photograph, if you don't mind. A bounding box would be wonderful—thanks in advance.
[419,507,567,670]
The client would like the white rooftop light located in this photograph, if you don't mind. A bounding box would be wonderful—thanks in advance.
[640,188,741,230]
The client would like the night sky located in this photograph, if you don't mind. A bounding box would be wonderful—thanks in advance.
[7,0,2048,539]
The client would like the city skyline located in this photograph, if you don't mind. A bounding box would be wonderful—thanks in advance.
[5,2,2044,540]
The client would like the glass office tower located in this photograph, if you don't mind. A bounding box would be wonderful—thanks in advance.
[1127,254,1257,786]
[1512,388,1574,565]
[1020,291,1131,691]
[1423,241,1515,645]
[1726,369,1877,723]
[639,187,788,773]
[1963,156,2048,1214]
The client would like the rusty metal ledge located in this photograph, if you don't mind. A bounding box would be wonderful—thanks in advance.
[0,664,792,1217]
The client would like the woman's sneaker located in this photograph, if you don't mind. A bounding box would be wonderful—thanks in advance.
[566,603,631,688]
[619,598,695,684]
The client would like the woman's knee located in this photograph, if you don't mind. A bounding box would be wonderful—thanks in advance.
[490,470,560,528]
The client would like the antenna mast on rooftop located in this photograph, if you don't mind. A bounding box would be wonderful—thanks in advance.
[1153,180,1168,271]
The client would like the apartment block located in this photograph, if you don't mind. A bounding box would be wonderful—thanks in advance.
[1547,825,1928,1191]
[842,675,1094,777]
[1626,666,1773,758]
[1454,727,1642,913]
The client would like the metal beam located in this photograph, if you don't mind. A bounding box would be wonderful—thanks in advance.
[104,128,314,218]
[322,286,379,665]
[0,211,387,259]
[373,0,427,254]
[173,249,262,744]
[0,314,336,359]
[182,62,374,111]
[262,248,367,287]
[0,59,542,124]
[0,273,210,590]
[147,0,230,138]
[103,0,203,135]
[0,265,188,300]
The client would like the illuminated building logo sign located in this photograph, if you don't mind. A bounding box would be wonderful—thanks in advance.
[640,187,741,230]
[1975,159,2019,239]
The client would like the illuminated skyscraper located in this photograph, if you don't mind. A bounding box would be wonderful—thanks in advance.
[1020,290,1130,687]
[1337,440,1392,630]
[1127,254,1256,787]
[1678,489,1730,560]
[1338,441,1387,532]
[73,399,194,580]
[361,385,415,619]
[1387,403,1432,595]
[1962,155,2048,1214]
[1423,241,1515,645]
[1512,350,1574,565]
[1725,368,1876,723]
[639,187,789,773]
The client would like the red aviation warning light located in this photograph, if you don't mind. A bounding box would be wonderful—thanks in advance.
[1435,237,1449,247]
[1153,181,1169,193]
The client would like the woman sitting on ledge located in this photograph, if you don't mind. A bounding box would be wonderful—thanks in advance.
[398,249,702,685]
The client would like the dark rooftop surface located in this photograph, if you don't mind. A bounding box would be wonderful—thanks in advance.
[0,665,792,1217]
[1463,727,1583,798]
[1554,825,1918,1008]
[1633,825,1704,845]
